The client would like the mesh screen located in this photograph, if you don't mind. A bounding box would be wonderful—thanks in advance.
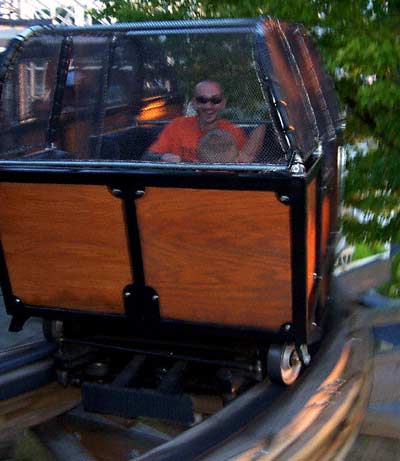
[0,35,62,158]
[94,31,286,165]
[57,35,111,159]
[103,36,143,128]
[282,24,336,142]
[301,34,342,130]
[261,19,319,158]
[285,27,341,179]
[68,30,287,166]
[137,32,268,123]
[0,21,338,169]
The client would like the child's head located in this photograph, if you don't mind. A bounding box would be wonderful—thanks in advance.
[197,129,239,163]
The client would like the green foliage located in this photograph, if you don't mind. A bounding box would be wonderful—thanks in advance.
[377,251,400,298]
[91,1,400,244]
[352,242,385,261]
[88,0,201,22]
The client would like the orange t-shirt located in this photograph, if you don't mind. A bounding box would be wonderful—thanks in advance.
[148,116,247,162]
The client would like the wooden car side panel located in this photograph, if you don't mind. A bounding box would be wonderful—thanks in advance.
[137,187,292,330]
[0,183,131,313]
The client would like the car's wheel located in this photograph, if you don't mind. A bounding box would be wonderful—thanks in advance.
[267,343,302,385]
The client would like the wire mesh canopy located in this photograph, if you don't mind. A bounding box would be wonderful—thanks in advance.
[0,18,341,171]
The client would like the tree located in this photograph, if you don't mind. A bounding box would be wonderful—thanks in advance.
[378,251,400,298]
[91,1,400,246]
[89,0,201,22]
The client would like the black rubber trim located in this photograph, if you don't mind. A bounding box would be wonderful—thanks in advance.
[0,341,56,374]
[0,358,55,401]
[82,382,194,424]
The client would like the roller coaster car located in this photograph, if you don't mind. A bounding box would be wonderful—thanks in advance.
[0,18,342,387]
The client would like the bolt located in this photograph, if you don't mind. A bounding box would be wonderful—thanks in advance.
[284,323,291,332]
[280,195,290,204]
[15,298,21,304]
[135,190,145,198]
[111,188,123,197]
[254,359,263,380]
[290,162,305,174]
[152,294,159,302]
[124,291,131,297]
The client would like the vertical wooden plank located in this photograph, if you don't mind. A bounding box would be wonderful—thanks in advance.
[321,193,331,259]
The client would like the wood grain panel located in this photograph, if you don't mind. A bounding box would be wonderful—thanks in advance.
[136,188,292,330]
[321,193,331,259]
[0,183,131,313]
[319,194,331,306]
[307,179,317,300]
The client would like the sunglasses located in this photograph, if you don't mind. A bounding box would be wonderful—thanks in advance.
[195,96,223,105]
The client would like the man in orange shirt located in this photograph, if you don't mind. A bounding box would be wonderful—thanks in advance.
[147,80,248,162]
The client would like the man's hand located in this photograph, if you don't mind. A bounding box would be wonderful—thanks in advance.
[143,152,182,162]
[161,153,182,162]
[238,125,266,163]
[237,151,252,163]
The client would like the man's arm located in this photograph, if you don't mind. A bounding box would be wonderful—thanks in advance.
[145,120,182,162]
[237,125,266,163]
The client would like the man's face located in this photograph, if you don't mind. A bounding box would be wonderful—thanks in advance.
[192,82,226,128]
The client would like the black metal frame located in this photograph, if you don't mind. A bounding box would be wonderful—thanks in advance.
[46,36,73,147]
[306,160,324,334]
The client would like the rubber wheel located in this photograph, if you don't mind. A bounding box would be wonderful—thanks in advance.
[267,343,302,386]
[42,319,64,342]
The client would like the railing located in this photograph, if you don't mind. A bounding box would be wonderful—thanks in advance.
[0,0,109,26]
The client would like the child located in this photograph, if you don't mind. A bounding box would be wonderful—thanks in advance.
[197,125,266,163]
[197,129,239,163]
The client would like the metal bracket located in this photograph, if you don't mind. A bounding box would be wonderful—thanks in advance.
[296,344,311,366]
[309,322,323,344]
[108,187,145,200]
[290,152,305,175]
[9,303,30,332]
[82,354,193,423]
[109,188,149,314]
[123,284,160,330]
